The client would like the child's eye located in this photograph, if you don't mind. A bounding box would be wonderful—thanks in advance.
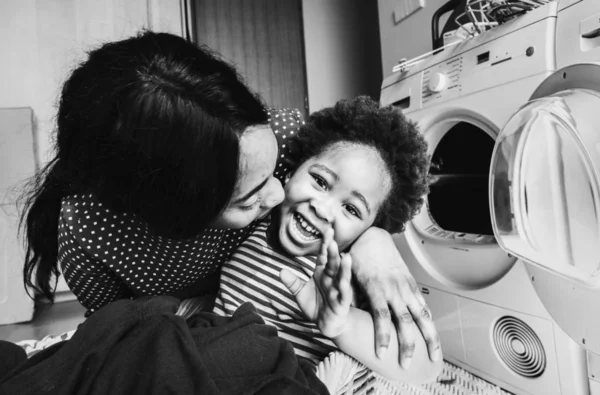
[311,174,328,190]
[344,204,361,219]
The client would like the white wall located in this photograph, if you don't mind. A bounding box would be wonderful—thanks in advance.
[3,0,384,153]
[377,0,449,79]
[0,0,183,166]
[1,0,183,298]
[302,0,382,112]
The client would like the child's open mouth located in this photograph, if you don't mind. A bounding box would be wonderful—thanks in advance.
[290,212,322,243]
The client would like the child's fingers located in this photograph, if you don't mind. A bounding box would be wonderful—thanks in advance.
[280,269,307,296]
[337,253,353,306]
[318,237,328,267]
[337,253,352,284]
[317,228,333,267]
[338,279,354,308]
[325,237,341,278]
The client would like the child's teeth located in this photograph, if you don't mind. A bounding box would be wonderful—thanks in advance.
[291,213,321,242]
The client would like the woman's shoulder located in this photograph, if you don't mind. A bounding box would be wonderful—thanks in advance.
[268,107,303,122]
[268,108,304,181]
[59,193,239,292]
[61,193,102,212]
[60,193,229,251]
[268,108,304,136]
[61,193,144,236]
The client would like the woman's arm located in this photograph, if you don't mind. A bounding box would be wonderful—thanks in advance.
[59,194,257,312]
[349,227,442,368]
[334,306,443,383]
[280,231,443,384]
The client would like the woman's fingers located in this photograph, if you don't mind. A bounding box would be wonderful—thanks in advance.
[389,296,416,369]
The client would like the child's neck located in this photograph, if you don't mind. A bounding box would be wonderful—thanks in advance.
[265,212,287,254]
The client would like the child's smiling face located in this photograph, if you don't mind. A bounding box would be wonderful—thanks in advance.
[276,142,391,256]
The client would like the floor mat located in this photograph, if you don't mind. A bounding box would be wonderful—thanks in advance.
[317,351,513,395]
[380,361,513,395]
[16,330,76,358]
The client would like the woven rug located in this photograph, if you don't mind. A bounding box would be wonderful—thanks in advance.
[316,351,513,395]
[382,361,513,395]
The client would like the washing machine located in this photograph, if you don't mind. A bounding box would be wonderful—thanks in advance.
[381,1,600,394]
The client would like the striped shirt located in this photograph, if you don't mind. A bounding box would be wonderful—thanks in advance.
[213,220,337,363]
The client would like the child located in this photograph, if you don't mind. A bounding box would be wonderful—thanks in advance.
[212,96,442,383]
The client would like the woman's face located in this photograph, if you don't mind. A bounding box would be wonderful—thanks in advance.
[211,125,284,229]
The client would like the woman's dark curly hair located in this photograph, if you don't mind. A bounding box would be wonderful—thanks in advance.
[287,96,430,234]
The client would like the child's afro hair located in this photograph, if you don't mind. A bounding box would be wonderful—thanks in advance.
[288,96,430,234]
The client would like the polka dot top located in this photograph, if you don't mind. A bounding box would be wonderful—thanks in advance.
[58,108,304,314]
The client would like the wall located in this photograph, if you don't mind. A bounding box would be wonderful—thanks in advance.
[0,0,183,166]
[2,0,383,153]
[193,0,307,116]
[302,0,382,112]
[377,0,449,79]
[0,0,183,297]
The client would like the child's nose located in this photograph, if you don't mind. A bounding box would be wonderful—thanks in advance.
[310,199,333,223]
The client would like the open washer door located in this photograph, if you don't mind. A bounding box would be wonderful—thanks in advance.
[490,63,600,354]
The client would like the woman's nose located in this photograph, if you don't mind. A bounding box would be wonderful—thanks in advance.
[261,177,284,209]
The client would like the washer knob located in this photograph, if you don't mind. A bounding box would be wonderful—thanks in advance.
[428,73,447,93]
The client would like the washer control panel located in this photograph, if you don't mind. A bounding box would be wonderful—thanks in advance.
[423,57,463,104]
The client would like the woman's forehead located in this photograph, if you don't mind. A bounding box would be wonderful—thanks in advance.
[232,126,278,198]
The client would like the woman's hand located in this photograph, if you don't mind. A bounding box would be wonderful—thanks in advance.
[349,227,442,369]
[280,228,353,339]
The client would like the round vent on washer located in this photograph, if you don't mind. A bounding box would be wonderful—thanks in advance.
[493,316,546,378]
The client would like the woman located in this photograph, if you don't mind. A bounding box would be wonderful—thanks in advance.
[20,31,441,366]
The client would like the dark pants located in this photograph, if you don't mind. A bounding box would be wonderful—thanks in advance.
[0,341,26,381]
[0,297,329,395]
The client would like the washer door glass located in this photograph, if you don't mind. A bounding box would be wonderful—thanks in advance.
[490,89,600,285]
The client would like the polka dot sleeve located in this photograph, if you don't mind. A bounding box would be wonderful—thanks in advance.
[58,194,237,314]
[269,108,304,183]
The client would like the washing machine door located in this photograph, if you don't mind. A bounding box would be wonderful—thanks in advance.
[489,63,600,354]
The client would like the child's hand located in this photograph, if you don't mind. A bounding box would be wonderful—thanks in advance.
[280,228,354,339]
